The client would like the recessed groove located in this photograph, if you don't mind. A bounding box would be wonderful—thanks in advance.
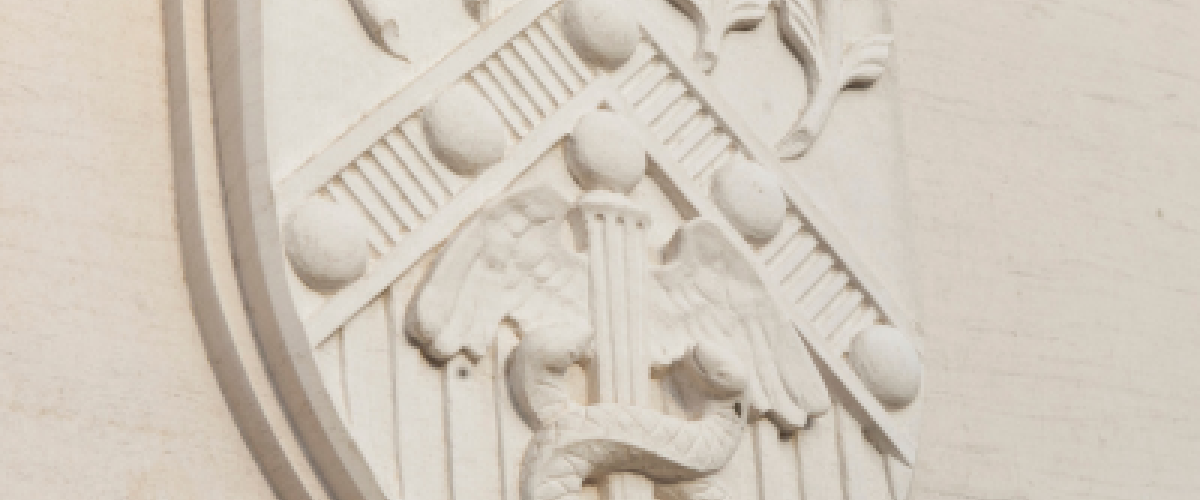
[512,34,569,105]
[785,253,833,303]
[625,64,671,105]
[397,120,460,203]
[382,129,444,211]
[470,69,531,137]
[483,58,541,129]
[495,46,553,119]
[535,16,591,84]
[652,98,700,138]
[640,82,688,125]
[688,134,733,179]
[799,271,849,319]
[772,232,818,280]
[524,25,582,94]
[358,152,422,230]
[340,168,404,242]
[817,289,862,336]
[676,118,710,159]
[618,52,659,93]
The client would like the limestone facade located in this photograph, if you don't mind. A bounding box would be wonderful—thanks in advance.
[0,1,1196,499]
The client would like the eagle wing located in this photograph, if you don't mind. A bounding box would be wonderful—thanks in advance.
[650,220,831,431]
[408,187,589,363]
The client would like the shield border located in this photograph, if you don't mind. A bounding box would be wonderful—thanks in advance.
[166,1,922,500]
[168,1,383,499]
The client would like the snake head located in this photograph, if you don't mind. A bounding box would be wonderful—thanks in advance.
[679,340,747,400]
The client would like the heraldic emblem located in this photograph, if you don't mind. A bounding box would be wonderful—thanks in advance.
[167,0,923,499]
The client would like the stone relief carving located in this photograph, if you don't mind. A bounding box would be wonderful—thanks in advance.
[168,1,921,500]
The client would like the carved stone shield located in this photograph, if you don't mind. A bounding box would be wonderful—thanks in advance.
[167,0,923,499]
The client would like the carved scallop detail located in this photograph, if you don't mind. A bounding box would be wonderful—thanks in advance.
[423,82,509,177]
[560,0,641,70]
[848,325,922,408]
[284,198,370,292]
[711,159,787,243]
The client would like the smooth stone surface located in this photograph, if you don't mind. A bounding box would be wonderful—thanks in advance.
[423,82,508,176]
[566,111,646,193]
[284,198,369,292]
[711,160,788,242]
[848,325,922,408]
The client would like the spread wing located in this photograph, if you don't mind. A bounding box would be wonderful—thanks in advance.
[650,220,831,431]
[408,187,589,362]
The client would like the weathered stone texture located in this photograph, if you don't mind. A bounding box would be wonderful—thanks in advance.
[0,1,275,499]
[894,1,1200,499]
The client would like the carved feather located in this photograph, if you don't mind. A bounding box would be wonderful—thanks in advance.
[652,221,830,432]
[408,187,588,362]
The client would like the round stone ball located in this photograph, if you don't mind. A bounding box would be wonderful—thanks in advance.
[560,0,641,70]
[284,198,369,292]
[423,83,508,177]
[566,111,646,193]
[848,325,922,408]
[711,160,787,243]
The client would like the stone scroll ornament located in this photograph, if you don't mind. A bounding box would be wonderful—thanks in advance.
[170,0,921,500]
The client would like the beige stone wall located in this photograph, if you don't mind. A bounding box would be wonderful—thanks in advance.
[0,0,1196,499]
[0,1,275,498]
[893,1,1200,499]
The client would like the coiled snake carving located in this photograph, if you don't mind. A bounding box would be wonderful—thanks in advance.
[409,188,830,500]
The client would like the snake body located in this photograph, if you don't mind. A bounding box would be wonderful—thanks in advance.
[509,322,749,500]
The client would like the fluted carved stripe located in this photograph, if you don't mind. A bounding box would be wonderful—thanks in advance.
[359,152,422,230]
[769,232,817,280]
[396,119,458,204]
[638,82,688,125]
[534,16,591,86]
[625,63,671,105]
[471,68,532,137]
[653,99,701,139]
[278,0,573,212]
[484,57,542,130]
[378,131,438,215]
[799,271,849,319]
[784,253,832,304]
[815,289,862,336]
[674,121,716,163]
[341,167,405,242]
[512,34,569,105]
[525,24,582,94]
[497,46,554,118]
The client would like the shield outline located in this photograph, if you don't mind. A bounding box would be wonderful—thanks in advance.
[168,1,384,499]
[164,1,922,500]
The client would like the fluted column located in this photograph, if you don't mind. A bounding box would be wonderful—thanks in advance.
[568,110,653,500]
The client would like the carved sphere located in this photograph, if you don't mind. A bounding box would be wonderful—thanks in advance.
[712,160,787,243]
[567,111,646,193]
[560,0,641,70]
[848,325,922,408]
[423,83,508,176]
[284,198,369,292]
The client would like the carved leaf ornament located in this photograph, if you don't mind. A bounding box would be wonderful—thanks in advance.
[173,1,921,500]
